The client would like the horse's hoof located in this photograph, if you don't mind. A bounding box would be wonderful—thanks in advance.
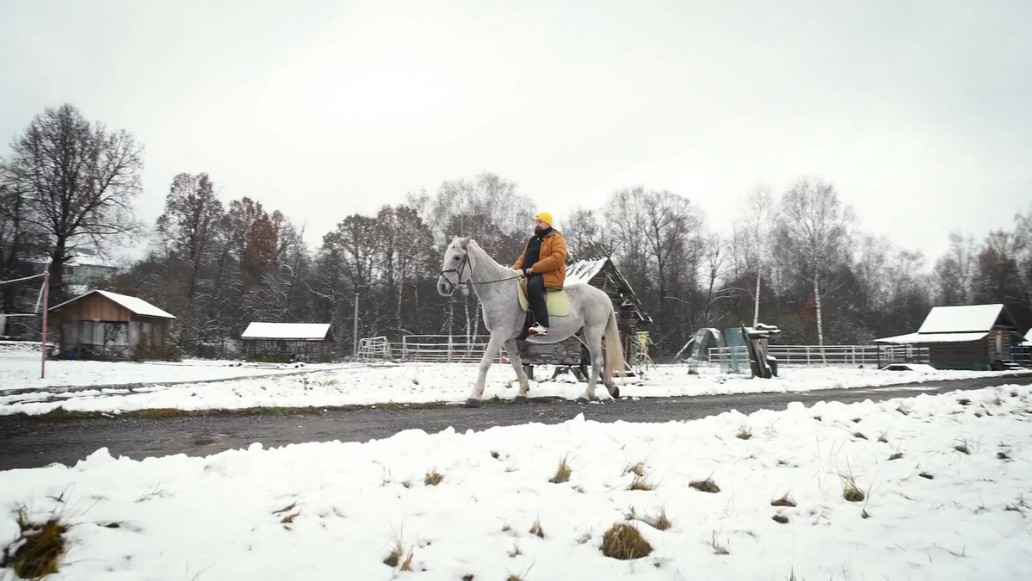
[610,386,620,399]
[464,398,482,408]
[576,397,590,404]
[515,395,529,404]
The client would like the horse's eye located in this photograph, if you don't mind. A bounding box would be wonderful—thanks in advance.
[453,256,460,261]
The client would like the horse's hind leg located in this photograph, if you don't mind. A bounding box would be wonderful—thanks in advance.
[467,333,507,407]
[504,339,531,400]
[579,326,604,402]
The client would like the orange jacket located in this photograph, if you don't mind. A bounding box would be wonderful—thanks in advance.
[513,230,568,289]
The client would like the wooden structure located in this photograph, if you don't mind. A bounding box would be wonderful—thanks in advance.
[48,290,175,360]
[517,257,651,378]
[241,322,334,362]
[874,304,1021,370]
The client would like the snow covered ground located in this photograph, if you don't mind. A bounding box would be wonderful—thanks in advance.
[1,383,1030,579]
[3,352,1030,578]
[0,350,1023,416]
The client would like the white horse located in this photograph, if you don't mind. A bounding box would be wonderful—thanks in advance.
[437,236,625,407]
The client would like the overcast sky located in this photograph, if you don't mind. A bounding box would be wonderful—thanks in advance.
[2,0,1030,264]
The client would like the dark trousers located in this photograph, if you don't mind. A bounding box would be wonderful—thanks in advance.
[527,273,549,327]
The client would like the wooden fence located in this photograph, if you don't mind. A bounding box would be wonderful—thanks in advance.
[358,335,940,368]
[706,344,929,367]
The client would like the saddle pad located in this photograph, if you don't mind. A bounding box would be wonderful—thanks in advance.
[517,281,570,317]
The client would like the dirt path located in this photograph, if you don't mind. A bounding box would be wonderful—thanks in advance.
[2,374,1029,471]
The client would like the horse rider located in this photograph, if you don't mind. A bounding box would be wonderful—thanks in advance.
[511,211,568,336]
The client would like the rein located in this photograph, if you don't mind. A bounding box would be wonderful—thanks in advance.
[439,249,520,293]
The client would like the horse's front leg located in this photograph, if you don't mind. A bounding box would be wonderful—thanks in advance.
[466,332,508,408]
[504,338,531,400]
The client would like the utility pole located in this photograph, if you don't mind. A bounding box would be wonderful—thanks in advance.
[352,291,359,357]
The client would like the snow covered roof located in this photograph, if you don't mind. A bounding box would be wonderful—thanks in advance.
[564,258,607,286]
[1023,329,1032,346]
[875,304,1016,345]
[241,322,331,341]
[49,290,175,319]
[917,304,1007,333]
[874,332,988,345]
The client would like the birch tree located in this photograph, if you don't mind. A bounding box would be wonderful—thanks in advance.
[774,179,853,346]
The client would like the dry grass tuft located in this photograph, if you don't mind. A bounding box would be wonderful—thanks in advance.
[689,477,720,493]
[624,462,646,477]
[626,507,672,530]
[600,523,652,560]
[840,474,865,502]
[771,493,796,507]
[772,514,789,524]
[628,476,656,491]
[889,452,903,461]
[853,431,867,440]
[710,531,729,555]
[424,468,444,486]
[954,440,971,455]
[529,517,545,538]
[508,542,522,558]
[736,425,753,440]
[549,455,572,484]
[1,509,68,578]
[383,538,414,570]
[919,472,934,480]
[273,501,300,526]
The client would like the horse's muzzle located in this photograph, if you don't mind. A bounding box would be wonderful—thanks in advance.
[437,276,454,296]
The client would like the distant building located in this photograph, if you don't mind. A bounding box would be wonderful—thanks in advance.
[48,290,176,360]
[874,304,1021,370]
[241,322,334,362]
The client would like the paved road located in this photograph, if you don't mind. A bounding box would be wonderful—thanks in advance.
[2,374,1030,471]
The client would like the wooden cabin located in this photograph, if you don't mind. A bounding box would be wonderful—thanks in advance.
[48,290,175,360]
[517,257,652,374]
[241,322,334,362]
[874,304,1021,370]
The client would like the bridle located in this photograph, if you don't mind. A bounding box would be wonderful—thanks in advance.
[439,251,471,295]
[439,247,520,295]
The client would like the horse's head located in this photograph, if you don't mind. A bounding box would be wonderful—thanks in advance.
[438,236,472,296]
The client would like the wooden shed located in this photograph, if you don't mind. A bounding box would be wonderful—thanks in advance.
[517,257,651,374]
[48,290,176,360]
[874,304,1020,370]
[241,322,334,362]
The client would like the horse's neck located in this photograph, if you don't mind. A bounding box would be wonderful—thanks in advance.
[467,241,508,283]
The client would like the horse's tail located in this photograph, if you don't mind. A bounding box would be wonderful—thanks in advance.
[603,308,626,387]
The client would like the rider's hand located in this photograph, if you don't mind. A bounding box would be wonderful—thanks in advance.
[525,266,534,275]
[512,268,523,276]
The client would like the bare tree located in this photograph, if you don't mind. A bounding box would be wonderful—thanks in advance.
[5,104,143,300]
[156,173,224,300]
[774,179,853,346]
[932,231,976,305]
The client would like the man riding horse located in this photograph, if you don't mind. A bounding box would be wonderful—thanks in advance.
[511,211,567,336]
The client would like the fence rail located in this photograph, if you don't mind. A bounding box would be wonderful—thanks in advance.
[399,335,509,363]
[362,335,941,367]
[357,336,392,361]
[706,344,929,367]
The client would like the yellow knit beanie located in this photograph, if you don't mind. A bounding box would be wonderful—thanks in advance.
[534,212,553,226]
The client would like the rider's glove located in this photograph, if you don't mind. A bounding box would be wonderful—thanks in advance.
[512,268,523,277]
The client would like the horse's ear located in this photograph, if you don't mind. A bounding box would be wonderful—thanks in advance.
[460,236,471,248]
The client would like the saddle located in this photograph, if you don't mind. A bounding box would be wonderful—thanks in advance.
[517,278,570,317]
